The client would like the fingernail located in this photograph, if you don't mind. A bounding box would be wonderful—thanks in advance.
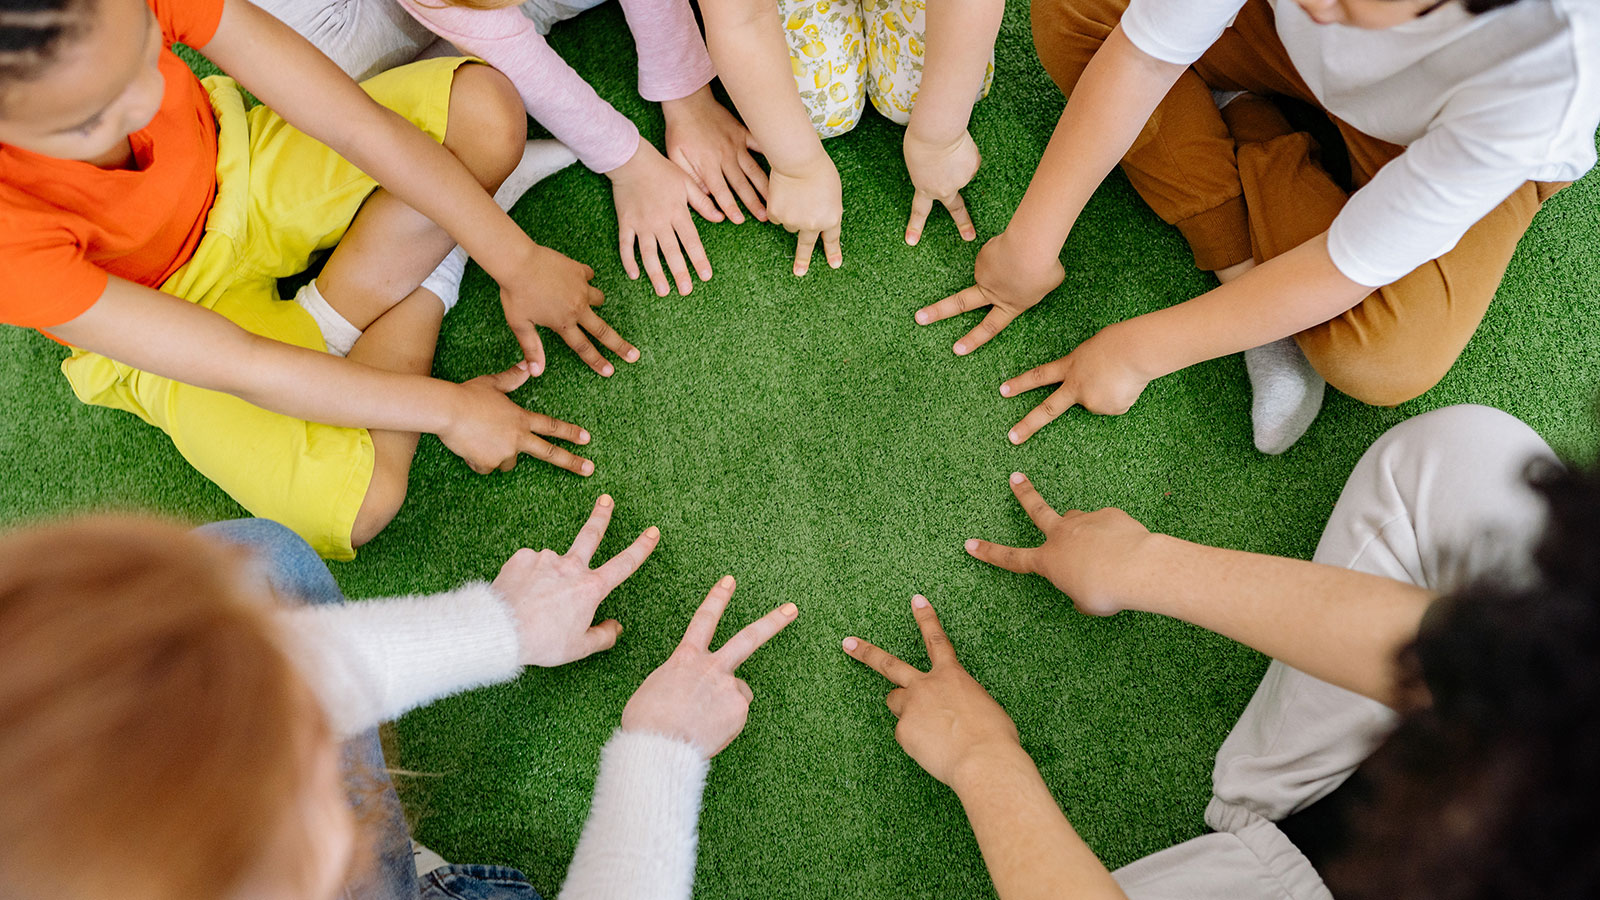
[700,269,713,281]
[954,343,968,356]
[780,603,798,617]
[720,574,735,588]
[829,258,841,269]
[645,526,660,539]
[795,268,808,277]
[1009,430,1022,445]
[598,493,612,506]
[516,360,529,372]
[912,594,929,609]
[1000,384,1012,397]
[906,233,919,246]
[530,362,544,376]
[1010,472,1024,484]
[965,538,978,552]
[915,311,929,325]
[579,429,591,443]
[582,461,595,475]
[842,637,859,652]
[602,364,615,377]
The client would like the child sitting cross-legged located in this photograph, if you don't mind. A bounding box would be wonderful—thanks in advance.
[0,0,641,559]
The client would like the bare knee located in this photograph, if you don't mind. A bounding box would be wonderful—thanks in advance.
[350,464,409,548]
[442,63,526,192]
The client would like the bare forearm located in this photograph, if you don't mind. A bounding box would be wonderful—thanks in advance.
[904,0,1004,145]
[702,0,829,174]
[953,746,1127,900]
[1123,534,1432,706]
[1116,234,1372,381]
[1007,26,1183,259]
[230,333,460,432]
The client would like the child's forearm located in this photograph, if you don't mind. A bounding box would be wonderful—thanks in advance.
[1006,26,1183,263]
[1120,534,1433,707]
[701,0,830,175]
[952,745,1128,900]
[904,0,1004,146]
[1113,234,1373,383]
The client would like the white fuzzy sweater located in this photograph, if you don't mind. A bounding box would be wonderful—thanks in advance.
[280,586,708,900]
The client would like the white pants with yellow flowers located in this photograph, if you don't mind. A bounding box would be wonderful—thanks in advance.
[782,0,994,138]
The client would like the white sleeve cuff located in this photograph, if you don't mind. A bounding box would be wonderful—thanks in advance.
[278,582,523,736]
[1120,0,1242,66]
[559,730,711,900]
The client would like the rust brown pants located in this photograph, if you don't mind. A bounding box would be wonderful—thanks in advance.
[1032,0,1565,405]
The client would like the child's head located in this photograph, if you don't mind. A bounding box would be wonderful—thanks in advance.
[1331,453,1600,899]
[0,0,165,161]
[0,518,356,900]
[1290,0,1524,28]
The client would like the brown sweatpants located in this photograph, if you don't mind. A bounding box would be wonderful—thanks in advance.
[1031,0,1565,406]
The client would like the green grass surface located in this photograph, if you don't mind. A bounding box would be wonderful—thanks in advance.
[5,6,1600,898]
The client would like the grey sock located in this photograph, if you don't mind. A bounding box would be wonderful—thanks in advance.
[1245,337,1326,455]
[417,139,578,310]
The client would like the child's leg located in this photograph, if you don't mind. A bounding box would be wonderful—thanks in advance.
[1112,404,1556,900]
[863,0,993,125]
[307,63,528,546]
[782,0,869,138]
[255,0,437,80]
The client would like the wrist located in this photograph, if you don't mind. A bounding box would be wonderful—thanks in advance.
[1096,317,1172,383]
[661,85,716,121]
[948,740,1036,797]
[1114,533,1186,616]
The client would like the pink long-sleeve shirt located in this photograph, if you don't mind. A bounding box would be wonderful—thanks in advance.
[399,0,716,173]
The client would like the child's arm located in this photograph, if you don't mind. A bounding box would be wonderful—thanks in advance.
[51,278,594,476]
[395,0,724,298]
[916,26,1184,353]
[966,473,1433,707]
[201,0,629,376]
[701,0,843,276]
[844,598,1129,900]
[901,0,1004,246]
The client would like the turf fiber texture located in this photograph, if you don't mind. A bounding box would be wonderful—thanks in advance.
[4,5,1600,898]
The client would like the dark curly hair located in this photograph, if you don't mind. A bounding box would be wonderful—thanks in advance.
[0,0,97,95]
[1327,451,1600,900]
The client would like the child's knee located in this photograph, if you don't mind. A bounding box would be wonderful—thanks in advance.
[350,466,409,548]
[1297,325,1457,408]
[443,63,527,191]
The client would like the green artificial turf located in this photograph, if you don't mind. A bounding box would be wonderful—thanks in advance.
[5,6,1600,898]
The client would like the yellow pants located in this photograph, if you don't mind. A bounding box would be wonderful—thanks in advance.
[781,0,995,137]
[60,57,470,560]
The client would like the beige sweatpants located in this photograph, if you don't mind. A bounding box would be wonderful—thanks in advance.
[1114,404,1555,900]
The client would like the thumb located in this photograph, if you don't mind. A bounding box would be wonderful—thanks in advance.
[516,326,547,378]
[580,619,623,657]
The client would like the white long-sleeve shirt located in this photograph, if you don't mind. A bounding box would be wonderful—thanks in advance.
[280,586,708,900]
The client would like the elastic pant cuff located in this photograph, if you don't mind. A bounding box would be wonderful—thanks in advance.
[1176,193,1253,272]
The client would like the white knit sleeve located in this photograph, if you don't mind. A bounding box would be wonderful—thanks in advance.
[558,730,711,900]
[278,583,524,737]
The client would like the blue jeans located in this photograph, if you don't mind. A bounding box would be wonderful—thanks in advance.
[197,520,543,900]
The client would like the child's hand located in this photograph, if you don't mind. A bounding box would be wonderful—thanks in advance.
[663,86,770,225]
[494,494,661,667]
[621,576,798,757]
[609,141,721,297]
[914,229,1065,355]
[903,128,980,245]
[998,324,1152,443]
[499,245,638,378]
[441,364,595,475]
[766,155,843,276]
[842,595,1022,790]
[964,473,1152,617]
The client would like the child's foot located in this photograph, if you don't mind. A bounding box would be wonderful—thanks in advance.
[1246,337,1325,455]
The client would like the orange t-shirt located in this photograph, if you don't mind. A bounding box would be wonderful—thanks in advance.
[0,0,225,330]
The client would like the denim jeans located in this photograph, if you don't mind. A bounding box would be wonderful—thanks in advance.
[196,520,542,900]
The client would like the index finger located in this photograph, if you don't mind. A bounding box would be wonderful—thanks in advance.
[680,575,737,651]
[1008,472,1061,530]
[841,636,921,688]
[942,193,977,242]
[714,602,800,670]
[566,493,615,563]
[822,225,842,270]
[558,325,615,378]
[953,305,1019,356]
[578,309,640,364]
[793,230,819,277]
[905,190,935,246]
[520,432,594,476]
[910,594,957,668]
[914,285,988,327]
[1009,385,1078,445]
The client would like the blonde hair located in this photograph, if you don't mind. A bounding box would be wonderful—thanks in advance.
[0,517,331,900]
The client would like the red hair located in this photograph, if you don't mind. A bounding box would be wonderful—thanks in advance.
[0,516,331,900]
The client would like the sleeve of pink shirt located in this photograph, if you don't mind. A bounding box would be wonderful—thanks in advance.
[616,0,716,103]
[397,0,640,173]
